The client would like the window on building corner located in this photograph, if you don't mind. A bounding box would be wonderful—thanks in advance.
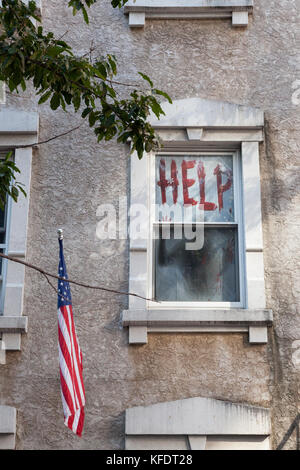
[152,152,245,306]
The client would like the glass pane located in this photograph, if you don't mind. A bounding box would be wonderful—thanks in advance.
[155,226,240,302]
[0,207,5,229]
[0,203,6,244]
[156,155,234,222]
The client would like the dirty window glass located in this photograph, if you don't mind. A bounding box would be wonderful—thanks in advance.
[155,226,239,302]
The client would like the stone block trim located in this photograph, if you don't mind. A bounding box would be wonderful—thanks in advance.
[126,396,270,450]
[122,309,273,344]
[0,405,16,450]
[124,1,254,28]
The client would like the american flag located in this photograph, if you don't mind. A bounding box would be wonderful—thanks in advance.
[57,237,85,436]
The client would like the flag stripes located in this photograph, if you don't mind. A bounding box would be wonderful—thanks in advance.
[57,238,85,437]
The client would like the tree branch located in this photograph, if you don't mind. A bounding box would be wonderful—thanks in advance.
[42,271,71,303]
[13,123,83,149]
[0,252,156,302]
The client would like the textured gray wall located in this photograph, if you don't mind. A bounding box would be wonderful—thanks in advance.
[1,0,299,449]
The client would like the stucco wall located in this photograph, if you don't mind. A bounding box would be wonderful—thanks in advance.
[0,0,299,449]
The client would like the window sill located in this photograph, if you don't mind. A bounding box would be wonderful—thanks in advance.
[0,316,28,363]
[0,315,28,333]
[0,406,16,450]
[124,0,253,28]
[122,309,273,344]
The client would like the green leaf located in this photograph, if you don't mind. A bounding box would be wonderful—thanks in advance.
[88,111,97,126]
[82,6,89,24]
[11,185,19,202]
[94,63,107,80]
[103,113,115,127]
[4,151,13,162]
[38,90,52,105]
[50,92,61,110]
[73,93,81,111]
[138,72,153,88]
[153,88,172,104]
[20,79,26,91]
[46,46,64,58]
[107,55,117,75]
[149,98,163,119]
[81,107,92,118]
[18,185,27,198]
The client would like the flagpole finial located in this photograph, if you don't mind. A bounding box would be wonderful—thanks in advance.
[57,229,64,240]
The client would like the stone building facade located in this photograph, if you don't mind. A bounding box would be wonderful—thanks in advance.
[0,0,299,450]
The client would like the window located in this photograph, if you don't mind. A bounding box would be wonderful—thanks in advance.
[151,152,245,307]
[122,98,273,344]
[0,110,38,359]
[124,1,253,28]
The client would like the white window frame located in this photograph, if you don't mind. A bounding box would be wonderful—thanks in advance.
[122,98,273,345]
[148,149,246,310]
[0,82,5,105]
[124,0,253,28]
[0,110,39,362]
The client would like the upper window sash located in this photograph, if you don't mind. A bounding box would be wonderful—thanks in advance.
[154,152,237,225]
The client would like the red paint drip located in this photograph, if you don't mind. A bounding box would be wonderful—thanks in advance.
[181,160,197,205]
[197,161,217,211]
[157,158,179,204]
[171,159,179,204]
[214,164,233,212]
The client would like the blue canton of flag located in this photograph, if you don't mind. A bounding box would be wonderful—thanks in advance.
[58,240,72,307]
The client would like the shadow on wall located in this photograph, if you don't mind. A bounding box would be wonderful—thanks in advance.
[277,414,300,450]
[263,119,300,219]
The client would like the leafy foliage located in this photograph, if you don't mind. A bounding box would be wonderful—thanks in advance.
[0,152,26,210]
[68,1,129,23]
[0,0,172,205]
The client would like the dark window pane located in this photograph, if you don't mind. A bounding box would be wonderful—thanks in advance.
[155,226,240,302]
[0,207,5,229]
